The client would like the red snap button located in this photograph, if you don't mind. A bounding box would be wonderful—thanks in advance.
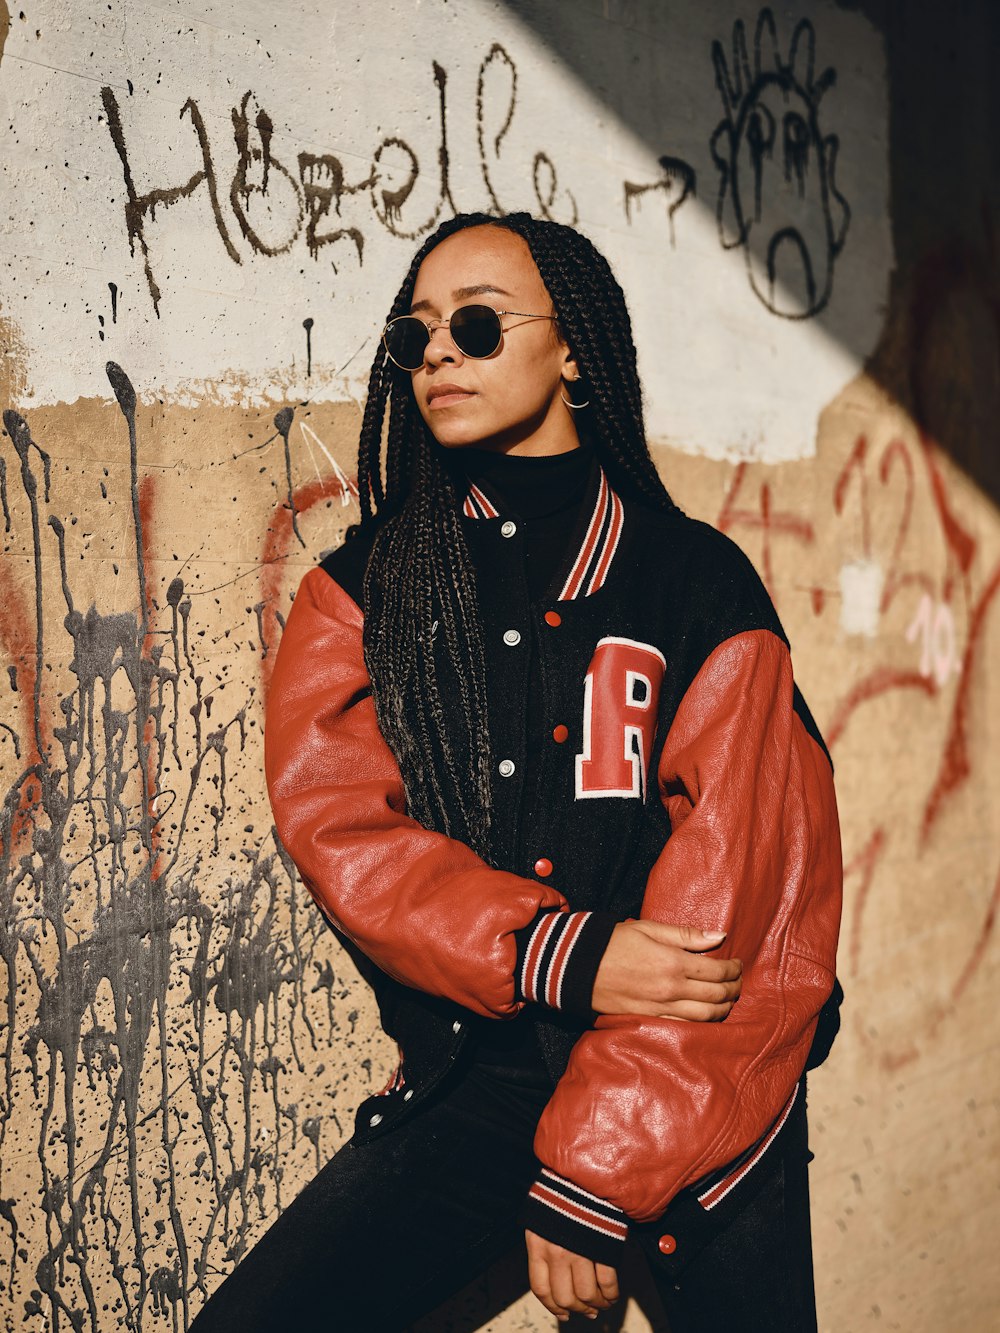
[552,724,569,744]
[544,610,562,627]
[534,857,553,877]
[657,1234,677,1255]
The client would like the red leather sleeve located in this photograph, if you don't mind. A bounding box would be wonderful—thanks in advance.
[531,628,843,1222]
[264,566,568,1017]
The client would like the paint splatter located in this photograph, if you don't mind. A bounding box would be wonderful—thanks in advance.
[0,368,361,1329]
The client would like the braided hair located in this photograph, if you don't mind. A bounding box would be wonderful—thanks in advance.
[357,212,680,861]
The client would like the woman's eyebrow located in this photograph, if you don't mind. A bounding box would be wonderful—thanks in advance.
[410,283,514,314]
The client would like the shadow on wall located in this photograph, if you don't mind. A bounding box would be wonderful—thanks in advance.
[503,0,1000,509]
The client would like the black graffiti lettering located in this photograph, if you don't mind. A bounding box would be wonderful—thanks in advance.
[783,110,810,195]
[532,151,578,227]
[302,317,314,378]
[104,46,578,310]
[0,452,9,532]
[476,44,576,224]
[709,6,850,319]
[476,42,516,216]
[370,62,454,241]
[298,153,366,270]
[623,155,696,247]
[273,405,304,550]
[370,137,421,235]
[101,87,240,317]
[230,92,304,258]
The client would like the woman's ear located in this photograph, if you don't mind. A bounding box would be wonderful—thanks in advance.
[561,347,581,383]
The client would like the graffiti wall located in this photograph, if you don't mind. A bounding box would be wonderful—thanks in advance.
[0,1,997,1330]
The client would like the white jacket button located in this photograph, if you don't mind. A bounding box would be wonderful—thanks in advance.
[452,1019,463,1033]
[498,759,515,778]
[369,1112,383,1127]
[501,520,517,537]
[503,629,521,646]
[403,1089,414,1101]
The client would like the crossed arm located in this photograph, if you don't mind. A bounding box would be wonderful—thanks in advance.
[264,566,741,1026]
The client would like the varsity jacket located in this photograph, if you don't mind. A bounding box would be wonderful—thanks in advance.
[264,454,843,1266]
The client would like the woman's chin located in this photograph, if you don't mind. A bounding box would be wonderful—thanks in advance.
[428,424,502,451]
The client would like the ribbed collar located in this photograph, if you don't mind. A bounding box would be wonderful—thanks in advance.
[448,444,626,603]
[450,444,594,521]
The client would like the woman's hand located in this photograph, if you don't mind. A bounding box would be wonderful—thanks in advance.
[591,921,741,1020]
[525,1230,619,1322]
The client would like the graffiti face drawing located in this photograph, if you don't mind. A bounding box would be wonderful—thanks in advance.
[710,7,850,319]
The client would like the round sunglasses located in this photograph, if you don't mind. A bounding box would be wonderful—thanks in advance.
[382,304,558,371]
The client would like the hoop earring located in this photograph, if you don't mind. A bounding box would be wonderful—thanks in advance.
[560,384,591,410]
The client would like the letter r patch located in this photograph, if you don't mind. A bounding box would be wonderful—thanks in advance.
[575,637,666,799]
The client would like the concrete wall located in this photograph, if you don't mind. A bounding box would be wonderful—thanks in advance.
[0,1,996,1329]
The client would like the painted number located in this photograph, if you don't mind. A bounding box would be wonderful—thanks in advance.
[575,637,666,800]
[904,593,957,687]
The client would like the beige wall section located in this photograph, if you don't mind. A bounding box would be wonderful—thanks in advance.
[1,1,998,1331]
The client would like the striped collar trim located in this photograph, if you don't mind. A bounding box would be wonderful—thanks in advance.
[556,466,624,601]
[462,481,499,519]
[461,464,625,601]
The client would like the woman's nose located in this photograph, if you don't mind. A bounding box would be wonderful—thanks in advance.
[423,321,462,368]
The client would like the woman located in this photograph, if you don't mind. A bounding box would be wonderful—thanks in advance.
[192,212,842,1331]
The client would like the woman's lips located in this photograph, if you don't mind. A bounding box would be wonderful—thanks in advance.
[427,390,476,409]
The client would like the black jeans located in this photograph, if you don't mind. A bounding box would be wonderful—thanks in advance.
[189,1060,817,1332]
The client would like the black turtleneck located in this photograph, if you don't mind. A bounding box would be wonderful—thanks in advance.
[450,444,594,603]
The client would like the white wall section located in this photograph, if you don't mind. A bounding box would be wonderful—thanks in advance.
[0,0,890,461]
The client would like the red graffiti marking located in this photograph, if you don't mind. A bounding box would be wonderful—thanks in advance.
[824,420,999,1060]
[719,372,998,1064]
[833,433,872,557]
[259,474,358,701]
[921,557,1000,847]
[842,225,1000,1063]
[138,473,165,882]
[844,825,887,979]
[716,462,814,590]
[917,428,977,596]
[952,863,1000,1004]
[0,561,46,854]
[825,666,937,751]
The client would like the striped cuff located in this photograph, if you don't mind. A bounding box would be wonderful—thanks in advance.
[514,910,618,1017]
[523,1168,629,1267]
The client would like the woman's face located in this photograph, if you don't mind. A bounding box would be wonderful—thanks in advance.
[406,225,581,456]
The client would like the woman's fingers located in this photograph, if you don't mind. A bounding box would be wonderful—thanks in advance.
[658,997,735,1021]
[674,976,741,1005]
[625,921,743,984]
[636,921,728,951]
[552,1256,612,1317]
[685,950,742,983]
[526,1251,563,1321]
[620,976,739,1018]
[591,920,743,1017]
[526,1232,619,1321]
[595,1261,620,1303]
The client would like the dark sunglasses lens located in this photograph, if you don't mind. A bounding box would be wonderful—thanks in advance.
[384,318,429,370]
[450,305,502,358]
